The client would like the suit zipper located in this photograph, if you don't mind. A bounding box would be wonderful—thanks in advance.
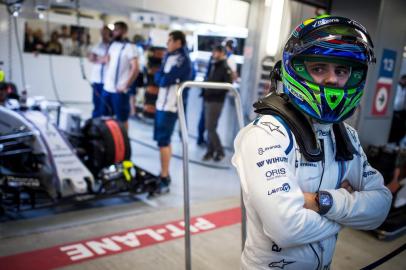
[318,242,324,270]
[317,139,325,192]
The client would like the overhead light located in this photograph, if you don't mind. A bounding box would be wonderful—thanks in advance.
[35,0,49,20]
[266,0,285,56]
[36,6,47,20]
[10,3,22,17]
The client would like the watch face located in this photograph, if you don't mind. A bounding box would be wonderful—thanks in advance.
[320,194,331,206]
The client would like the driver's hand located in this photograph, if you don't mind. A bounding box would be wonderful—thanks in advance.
[341,179,354,193]
[303,192,319,212]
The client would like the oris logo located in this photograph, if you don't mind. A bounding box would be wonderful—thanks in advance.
[265,168,286,180]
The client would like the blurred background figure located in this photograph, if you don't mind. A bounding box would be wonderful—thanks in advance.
[389,74,406,145]
[202,45,232,162]
[129,34,147,118]
[80,32,92,57]
[24,24,35,52]
[224,39,238,82]
[153,30,192,193]
[88,26,112,118]
[70,31,81,57]
[32,29,46,54]
[101,21,139,130]
[59,25,72,55]
[45,31,62,55]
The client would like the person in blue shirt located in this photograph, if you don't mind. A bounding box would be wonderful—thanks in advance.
[153,30,192,193]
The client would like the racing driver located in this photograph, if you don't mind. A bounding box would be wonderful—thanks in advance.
[232,15,392,270]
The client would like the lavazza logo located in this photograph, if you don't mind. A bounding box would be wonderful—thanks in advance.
[268,183,291,195]
[257,157,288,167]
[258,144,282,155]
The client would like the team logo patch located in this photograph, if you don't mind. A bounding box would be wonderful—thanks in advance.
[271,242,282,252]
[268,183,290,195]
[265,168,287,180]
[268,259,295,269]
[311,18,339,28]
[363,170,377,177]
[300,162,317,168]
[257,157,288,167]
[258,145,282,155]
[317,130,330,137]
[261,122,285,137]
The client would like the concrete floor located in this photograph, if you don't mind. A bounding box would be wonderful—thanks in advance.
[1,196,405,270]
[0,118,405,270]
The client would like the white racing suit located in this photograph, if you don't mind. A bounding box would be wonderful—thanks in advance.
[232,115,392,270]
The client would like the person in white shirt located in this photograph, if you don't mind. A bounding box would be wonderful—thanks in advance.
[128,34,147,117]
[88,26,112,118]
[59,25,73,56]
[225,39,238,82]
[101,21,139,129]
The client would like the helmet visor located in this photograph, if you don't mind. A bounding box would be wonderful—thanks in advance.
[292,55,367,88]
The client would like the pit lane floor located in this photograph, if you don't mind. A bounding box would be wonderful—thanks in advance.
[0,196,405,270]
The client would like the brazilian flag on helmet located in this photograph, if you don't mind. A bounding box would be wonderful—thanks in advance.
[282,15,375,123]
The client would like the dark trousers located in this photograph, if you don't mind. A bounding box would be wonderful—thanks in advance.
[92,83,104,118]
[100,90,130,122]
[205,101,225,154]
[197,99,205,143]
[389,110,406,144]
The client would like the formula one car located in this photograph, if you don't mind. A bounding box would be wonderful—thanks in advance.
[0,95,160,213]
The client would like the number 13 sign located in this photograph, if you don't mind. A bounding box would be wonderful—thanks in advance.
[371,49,397,116]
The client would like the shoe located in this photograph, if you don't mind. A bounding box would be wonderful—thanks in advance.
[158,175,171,194]
[202,152,213,161]
[197,138,207,146]
[213,152,225,162]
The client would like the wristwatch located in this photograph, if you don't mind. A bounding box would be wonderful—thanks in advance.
[316,191,333,215]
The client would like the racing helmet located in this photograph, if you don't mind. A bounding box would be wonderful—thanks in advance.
[281,15,376,123]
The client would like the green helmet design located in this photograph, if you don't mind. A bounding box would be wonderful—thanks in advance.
[282,15,376,123]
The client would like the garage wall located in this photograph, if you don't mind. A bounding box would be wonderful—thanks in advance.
[0,6,94,104]
[332,0,406,146]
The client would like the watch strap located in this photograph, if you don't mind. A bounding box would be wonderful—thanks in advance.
[317,191,333,215]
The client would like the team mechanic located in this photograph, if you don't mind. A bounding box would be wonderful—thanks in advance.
[232,15,392,270]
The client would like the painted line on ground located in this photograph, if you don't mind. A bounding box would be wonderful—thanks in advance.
[0,207,241,270]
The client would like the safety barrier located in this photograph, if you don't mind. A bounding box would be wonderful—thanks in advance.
[176,81,246,270]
